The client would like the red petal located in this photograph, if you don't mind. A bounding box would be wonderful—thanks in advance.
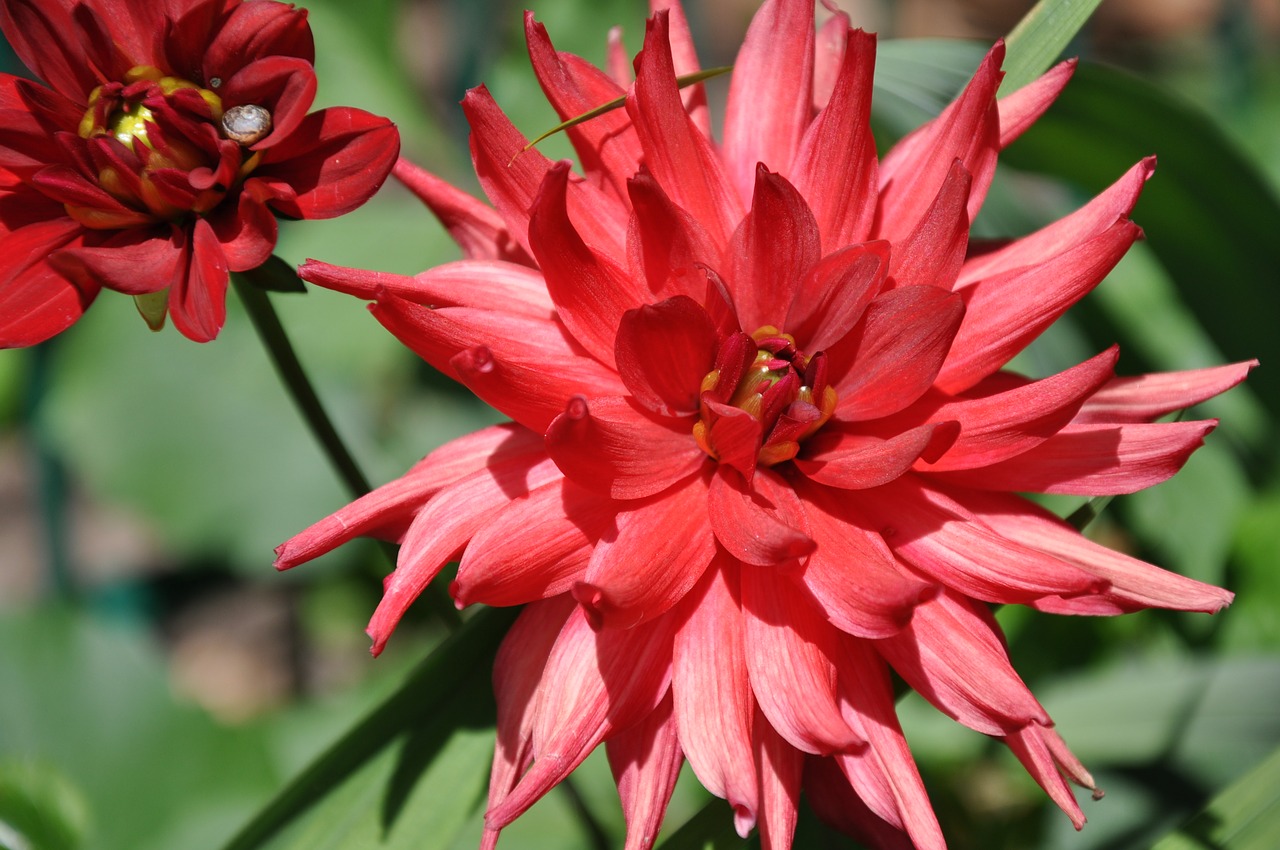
[528,162,644,368]
[708,467,815,567]
[876,43,1002,245]
[208,190,276,272]
[168,219,227,343]
[833,285,965,420]
[545,395,706,499]
[727,166,821,332]
[672,558,759,836]
[204,0,314,82]
[369,296,625,434]
[392,156,531,264]
[1074,361,1256,424]
[0,0,101,98]
[875,589,1051,735]
[917,346,1118,472]
[1005,722,1086,829]
[606,693,683,850]
[650,0,710,132]
[0,219,93,347]
[742,564,858,755]
[615,295,717,417]
[795,421,960,491]
[575,472,714,628]
[220,55,316,148]
[722,0,815,199]
[792,28,878,251]
[997,59,1076,149]
[626,12,742,250]
[454,476,616,608]
[931,420,1218,496]
[887,158,971,290]
[49,225,184,295]
[850,475,1103,604]
[784,240,887,354]
[754,711,803,850]
[625,169,723,305]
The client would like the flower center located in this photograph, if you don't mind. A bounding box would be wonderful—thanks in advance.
[693,326,838,468]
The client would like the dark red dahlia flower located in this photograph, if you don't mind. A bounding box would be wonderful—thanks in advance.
[0,0,399,346]
[279,1,1251,847]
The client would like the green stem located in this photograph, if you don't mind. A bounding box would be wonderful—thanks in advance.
[233,273,373,498]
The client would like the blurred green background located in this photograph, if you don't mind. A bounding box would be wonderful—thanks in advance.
[1,1,1279,849]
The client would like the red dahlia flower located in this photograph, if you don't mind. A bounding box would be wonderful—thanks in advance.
[278,1,1252,847]
[0,0,399,346]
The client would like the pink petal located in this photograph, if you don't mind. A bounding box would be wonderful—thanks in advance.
[606,692,684,850]
[1006,722,1088,829]
[727,166,822,333]
[463,85,628,263]
[887,158,971,290]
[626,12,743,250]
[937,219,1140,393]
[672,558,759,837]
[255,107,399,218]
[453,476,618,608]
[741,561,859,754]
[918,346,1119,472]
[708,467,815,567]
[300,258,553,319]
[875,588,1051,735]
[575,472,715,628]
[722,0,815,200]
[488,605,675,828]
[849,475,1103,604]
[835,638,948,850]
[649,0,710,133]
[793,477,937,638]
[804,758,915,850]
[525,12,642,203]
[529,161,648,368]
[392,157,531,264]
[932,420,1218,495]
[1074,361,1256,424]
[876,42,1003,245]
[369,296,626,434]
[367,454,563,655]
[625,168,723,304]
[833,285,965,420]
[615,295,717,417]
[997,59,1077,149]
[274,424,544,570]
[168,218,227,343]
[792,27,878,251]
[754,711,803,850]
[784,240,887,354]
[795,421,960,491]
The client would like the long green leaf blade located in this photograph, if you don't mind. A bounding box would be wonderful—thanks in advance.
[1151,743,1280,850]
[1002,0,1105,92]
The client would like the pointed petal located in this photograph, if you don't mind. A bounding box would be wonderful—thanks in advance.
[932,420,1218,496]
[741,561,859,754]
[793,477,937,638]
[369,296,626,433]
[875,588,1051,735]
[615,295,717,417]
[575,472,715,628]
[625,169,722,303]
[708,467,815,567]
[1074,361,1256,424]
[392,157,531,264]
[784,240,887,354]
[1005,722,1087,829]
[887,158,971,291]
[300,258,553,319]
[728,166,822,332]
[997,59,1076,149]
[650,0,710,133]
[275,424,543,569]
[834,285,965,420]
[546,395,706,499]
[673,558,759,836]
[754,712,803,850]
[849,475,1103,604]
[627,12,743,250]
[722,0,815,199]
[876,43,1003,244]
[795,421,960,491]
[792,28,878,251]
[918,346,1119,472]
[454,476,618,608]
[607,692,683,850]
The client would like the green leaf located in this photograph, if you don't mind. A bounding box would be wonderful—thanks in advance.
[1000,63,1280,420]
[0,761,90,850]
[1002,0,1106,92]
[222,606,518,850]
[1152,743,1280,850]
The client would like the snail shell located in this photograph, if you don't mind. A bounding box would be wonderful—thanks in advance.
[221,104,272,145]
